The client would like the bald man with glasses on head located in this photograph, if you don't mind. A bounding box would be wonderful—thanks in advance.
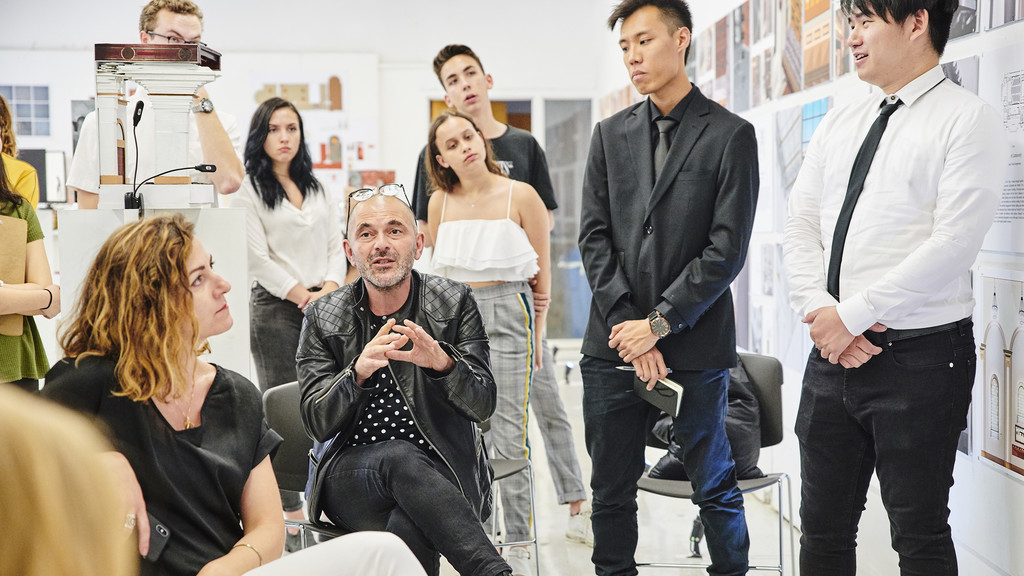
[297,191,514,576]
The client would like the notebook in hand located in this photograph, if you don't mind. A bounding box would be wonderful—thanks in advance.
[0,215,28,337]
[632,375,684,417]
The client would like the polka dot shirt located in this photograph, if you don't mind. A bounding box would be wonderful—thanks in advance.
[346,367,432,452]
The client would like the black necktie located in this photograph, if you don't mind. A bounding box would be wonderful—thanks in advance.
[654,118,677,181]
[826,98,903,300]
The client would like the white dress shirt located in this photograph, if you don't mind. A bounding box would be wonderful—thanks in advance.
[234,176,348,300]
[67,86,243,193]
[784,66,1007,334]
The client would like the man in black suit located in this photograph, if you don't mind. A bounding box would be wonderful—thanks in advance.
[578,1,758,574]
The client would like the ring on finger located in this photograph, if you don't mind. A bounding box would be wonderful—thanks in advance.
[124,513,137,530]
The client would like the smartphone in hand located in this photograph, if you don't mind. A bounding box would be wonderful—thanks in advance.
[144,513,171,561]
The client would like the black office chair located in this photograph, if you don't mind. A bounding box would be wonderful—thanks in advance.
[636,352,796,575]
[262,382,348,549]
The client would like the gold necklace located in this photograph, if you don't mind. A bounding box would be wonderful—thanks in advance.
[177,381,197,430]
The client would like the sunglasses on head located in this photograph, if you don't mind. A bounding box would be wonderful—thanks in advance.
[345,184,412,236]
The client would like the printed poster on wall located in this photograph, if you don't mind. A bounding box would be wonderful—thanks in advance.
[975,267,1024,470]
[978,44,1024,255]
[803,0,831,88]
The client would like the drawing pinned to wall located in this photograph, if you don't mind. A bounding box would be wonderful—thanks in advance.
[751,117,776,233]
[746,239,810,368]
[761,243,775,297]
[598,84,642,120]
[685,36,698,83]
[950,0,980,40]
[715,15,731,107]
[775,104,802,197]
[981,282,1009,465]
[801,96,831,150]
[752,53,765,107]
[732,2,752,112]
[696,27,714,84]
[976,269,1024,471]
[803,0,831,88]
[985,0,1024,30]
[770,0,802,97]
[773,96,831,231]
[254,75,343,111]
[1008,286,1024,472]
[978,44,1024,255]
[785,0,804,94]
[942,55,980,94]
[752,0,776,42]
[832,2,852,77]
[750,304,764,354]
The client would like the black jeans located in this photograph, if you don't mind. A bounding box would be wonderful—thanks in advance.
[321,440,509,576]
[249,282,305,512]
[581,355,749,576]
[796,319,975,576]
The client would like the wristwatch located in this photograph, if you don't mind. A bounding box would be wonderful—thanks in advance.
[648,310,670,339]
[191,98,214,114]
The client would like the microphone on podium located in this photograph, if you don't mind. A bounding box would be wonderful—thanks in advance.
[124,164,217,210]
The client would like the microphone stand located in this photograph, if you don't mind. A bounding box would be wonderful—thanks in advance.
[125,164,217,211]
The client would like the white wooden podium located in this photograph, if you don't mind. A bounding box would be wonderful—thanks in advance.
[59,43,250,377]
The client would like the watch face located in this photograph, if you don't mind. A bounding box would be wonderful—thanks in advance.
[651,316,670,338]
[194,98,213,113]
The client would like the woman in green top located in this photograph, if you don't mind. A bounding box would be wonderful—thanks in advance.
[0,156,59,392]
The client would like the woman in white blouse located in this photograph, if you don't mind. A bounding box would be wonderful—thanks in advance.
[233,97,346,545]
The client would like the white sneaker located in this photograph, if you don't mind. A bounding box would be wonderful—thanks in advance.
[565,508,594,547]
[506,546,533,576]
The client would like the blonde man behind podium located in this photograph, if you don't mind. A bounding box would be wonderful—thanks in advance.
[66,0,243,208]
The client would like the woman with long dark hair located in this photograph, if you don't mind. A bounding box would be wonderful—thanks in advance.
[0,155,59,391]
[232,97,346,544]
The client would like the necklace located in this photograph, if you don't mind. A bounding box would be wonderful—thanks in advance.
[176,381,197,430]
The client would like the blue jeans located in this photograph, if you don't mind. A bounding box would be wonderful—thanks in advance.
[796,319,975,576]
[581,355,749,576]
[320,441,509,576]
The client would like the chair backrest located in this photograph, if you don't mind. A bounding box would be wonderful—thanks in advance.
[737,352,784,448]
[262,382,313,493]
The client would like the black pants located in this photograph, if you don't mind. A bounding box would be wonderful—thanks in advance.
[321,441,509,576]
[796,319,975,576]
[249,282,305,512]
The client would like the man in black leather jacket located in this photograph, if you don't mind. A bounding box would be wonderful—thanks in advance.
[296,192,512,576]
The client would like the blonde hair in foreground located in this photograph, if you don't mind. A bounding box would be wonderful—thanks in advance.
[59,214,202,402]
[0,387,135,576]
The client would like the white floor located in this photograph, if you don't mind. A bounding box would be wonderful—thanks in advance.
[441,339,800,576]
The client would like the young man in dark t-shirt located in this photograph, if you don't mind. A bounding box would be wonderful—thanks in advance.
[413,45,592,556]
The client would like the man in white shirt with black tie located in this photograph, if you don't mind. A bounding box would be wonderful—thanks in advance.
[783,1,1007,574]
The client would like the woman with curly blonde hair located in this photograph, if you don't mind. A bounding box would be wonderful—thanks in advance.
[0,386,135,576]
[43,214,285,576]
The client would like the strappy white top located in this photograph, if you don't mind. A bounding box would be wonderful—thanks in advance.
[431,182,540,283]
